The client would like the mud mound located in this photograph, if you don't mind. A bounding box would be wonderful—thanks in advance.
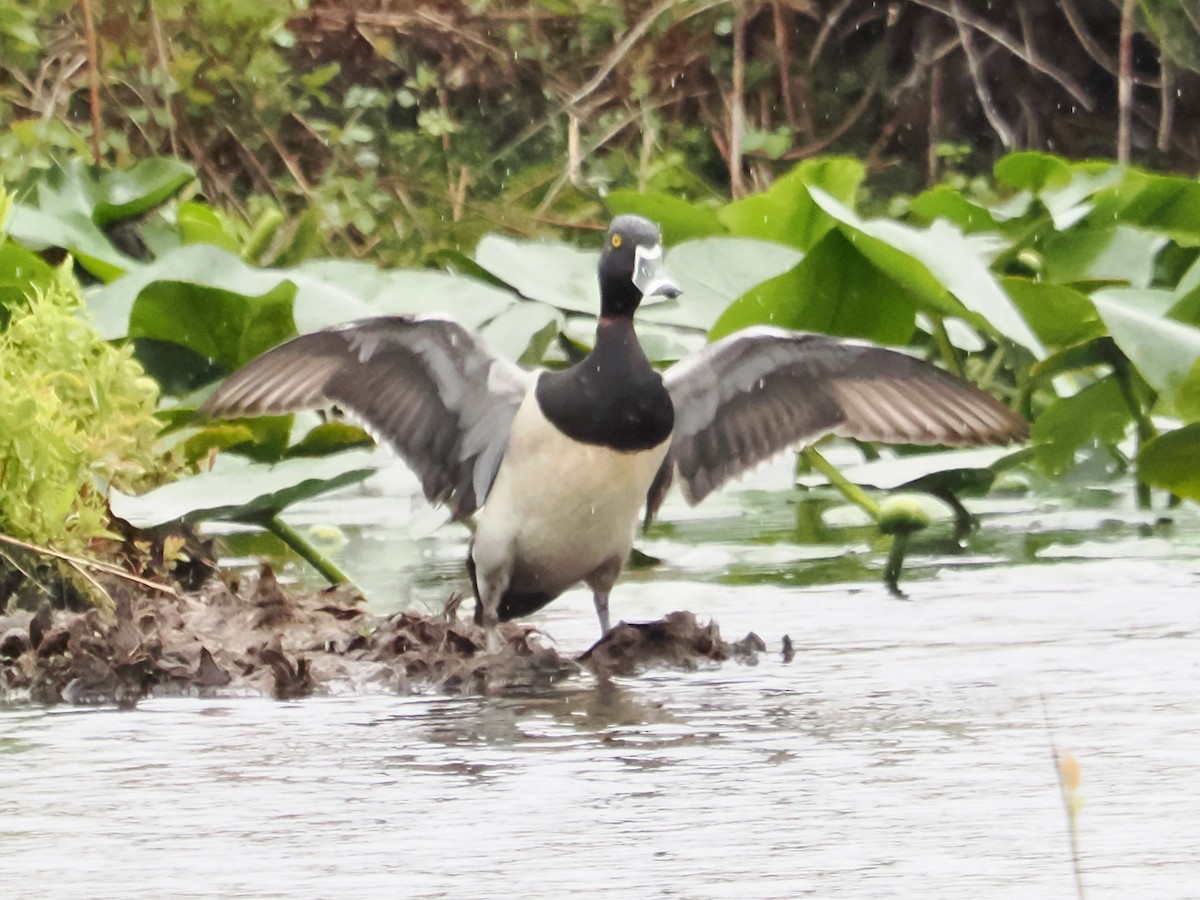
[0,569,770,708]
[579,610,767,678]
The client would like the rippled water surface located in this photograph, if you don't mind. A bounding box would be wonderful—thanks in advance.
[3,461,1199,898]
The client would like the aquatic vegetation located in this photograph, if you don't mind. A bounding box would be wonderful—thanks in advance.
[4,146,1200,606]
[0,267,167,552]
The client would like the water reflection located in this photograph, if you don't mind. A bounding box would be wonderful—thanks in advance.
[3,463,1200,896]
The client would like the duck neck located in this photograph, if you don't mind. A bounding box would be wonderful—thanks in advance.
[532,310,673,451]
[592,313,644,365]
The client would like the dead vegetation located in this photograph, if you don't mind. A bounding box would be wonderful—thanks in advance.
[0,562,773,708]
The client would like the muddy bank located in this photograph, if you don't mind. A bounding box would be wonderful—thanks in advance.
[0,565,771,707]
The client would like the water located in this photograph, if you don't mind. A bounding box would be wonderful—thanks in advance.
[3,460,1199,897]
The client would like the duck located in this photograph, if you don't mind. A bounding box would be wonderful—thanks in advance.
[198,214,1027,641]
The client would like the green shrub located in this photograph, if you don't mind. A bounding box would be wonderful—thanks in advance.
[0,268,170,552]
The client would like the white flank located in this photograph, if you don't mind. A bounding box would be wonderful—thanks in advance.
[472,380,670,596]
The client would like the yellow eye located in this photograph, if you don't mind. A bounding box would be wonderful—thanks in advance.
[611,234,622,248]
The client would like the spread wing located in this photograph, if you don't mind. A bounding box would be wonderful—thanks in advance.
[645,326,1028,524]
[197,316,531,520]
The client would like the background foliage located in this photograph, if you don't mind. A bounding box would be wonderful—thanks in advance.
[3,1,1199,266]
[2,1,1200,605]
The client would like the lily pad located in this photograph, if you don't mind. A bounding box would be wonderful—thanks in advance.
[1001,278,1105,348]
[606,191,726,245]
[8,204,138,282]
[1093,290,1200,401]
[1138,424,1200,501]
[711,228,919,344]
[109,450,383,528]
[87,244,301,340]
[474,233,599,314]
[478,301,563,363]
[1031,376,1132,475]
[718,156,864,251]
[291,262,516,333]
[641,237,802,332]
[92,157,196,226]
[804,447,1020,493]
[808,188,1044,356]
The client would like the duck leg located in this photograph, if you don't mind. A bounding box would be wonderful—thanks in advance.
[586,555,624,636]
[592,590,611,634]
[467,541,507,652]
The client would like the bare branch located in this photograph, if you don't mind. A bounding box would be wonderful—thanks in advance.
[1118,0,1135,164]
[928,60,943,186]
[951,0,1016,149]
[1060,0,1159,87]
[569,0,724,106]
[772,0,796,128]
[729,0,747,197]
[810,0,855,68]
[783,77,880,161]
[907,0,1095,111]
[0,533,180,597]
[79,0,103,159]
[1159,57,1175,153]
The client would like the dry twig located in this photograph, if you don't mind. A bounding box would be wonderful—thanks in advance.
[1117,0,1135,164]
[0,533,179,598]
[951,0,1016,149]
[908,0,1094,111]
[79,0,103,158]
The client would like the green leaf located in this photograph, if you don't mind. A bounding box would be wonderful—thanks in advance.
[284,421,375,457]
[1001,277,1104,347]
[109,449,382,528]
[474,233,599,313]
[907,186,1000,233]
[87,245,377,343]
[128,279,297,373]
[478,300,563,362]
[1037,166,1125,230]
[92,157,195,226]
[1030,337,1120,383]
[1176,359,1200,422]
[1031,376,1133,475]
[1138,424,1200,501]
[177,201,240,253]
[1091,169,1200,246]
[809,188,1044,355]
[1039,224,1166,288]
[605,191,726,245]
[1167,256,1200,326]
[718,156,865,251]
[87,245,283,338]
[641,237,803,332]
[182,417,294,464]
[1093,289,1200,402]
[710,229,918,344]
[8,203,137,281]
[291,261,516,333]
[994,152,1073,192]
[827,447,1018,492]
[0,240,54,314]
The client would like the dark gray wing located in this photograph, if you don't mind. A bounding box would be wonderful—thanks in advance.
[197,315,531,520]
[646,326,1027,522]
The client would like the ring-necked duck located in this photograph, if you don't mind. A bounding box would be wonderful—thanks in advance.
[199,214,1027,639]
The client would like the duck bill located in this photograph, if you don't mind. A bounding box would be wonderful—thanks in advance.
[632,243,681,300]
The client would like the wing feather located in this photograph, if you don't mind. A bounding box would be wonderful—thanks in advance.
[198,316,531,520]
[645,327,1027,523]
